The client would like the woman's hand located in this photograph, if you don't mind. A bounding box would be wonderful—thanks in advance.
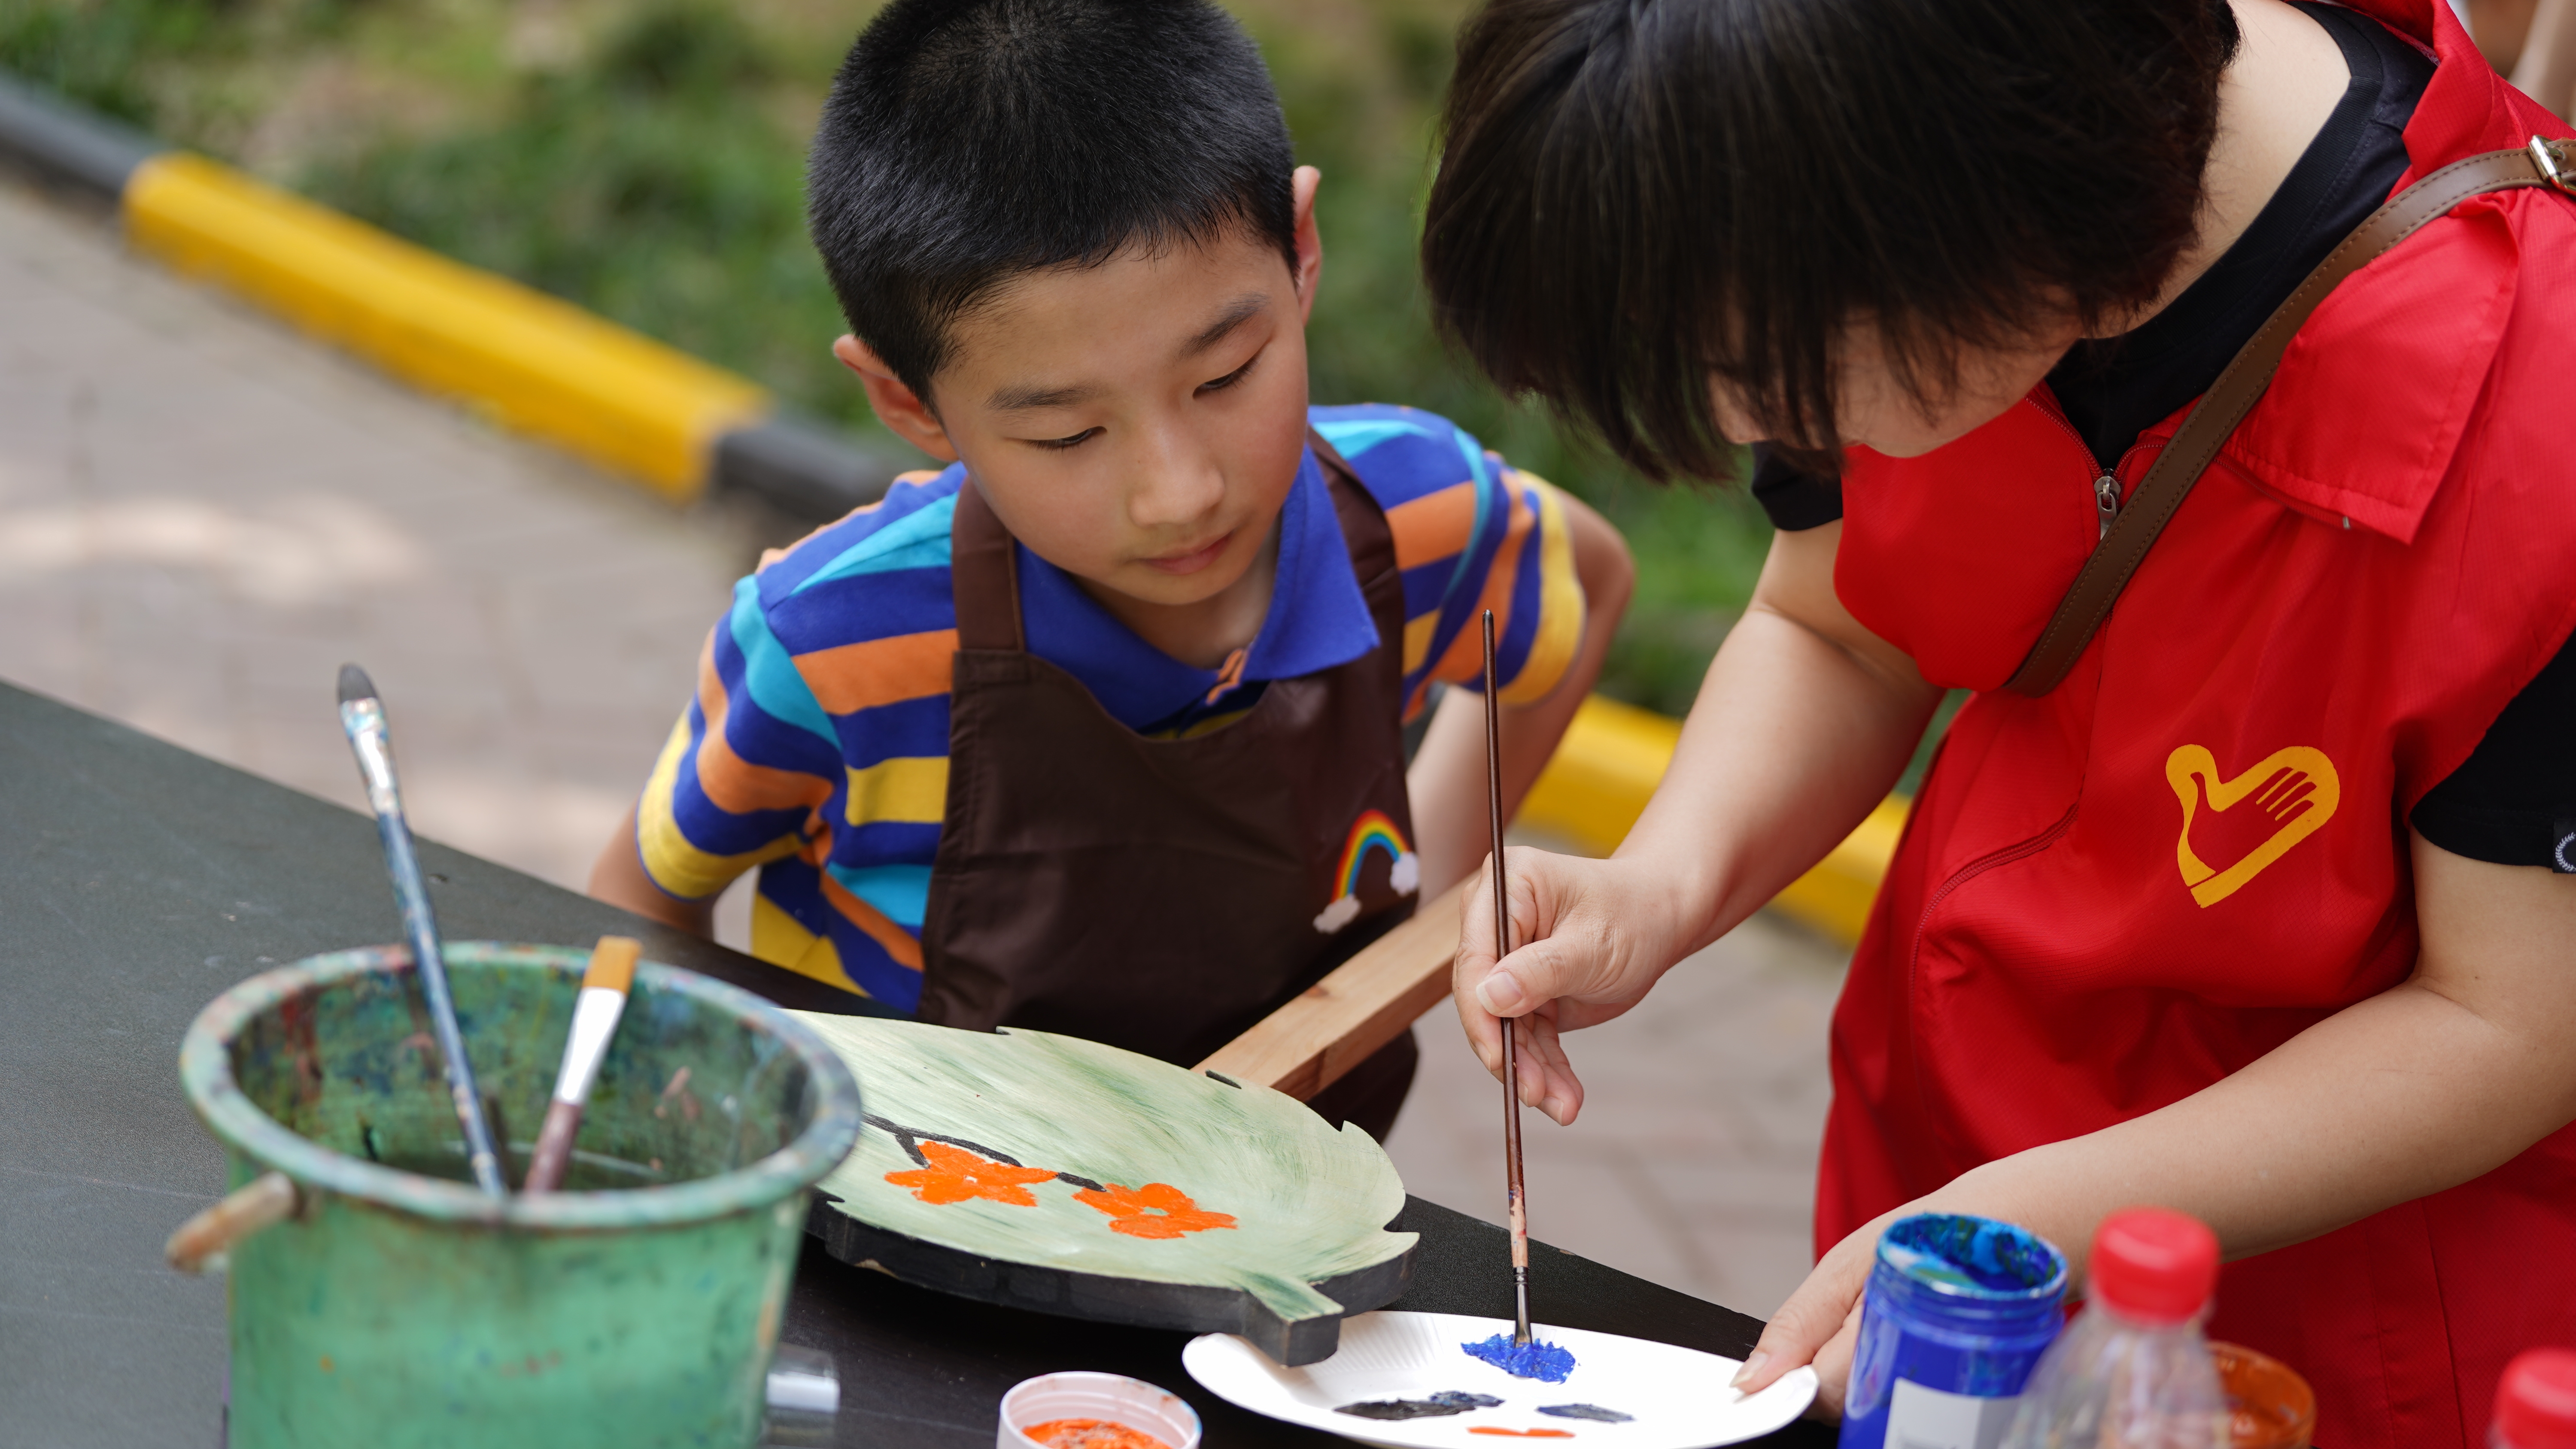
[1452,847,1703,1125]
[1728,1210,1903,1419]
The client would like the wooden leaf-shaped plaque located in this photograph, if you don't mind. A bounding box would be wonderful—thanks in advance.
[790,1016,1416,1365]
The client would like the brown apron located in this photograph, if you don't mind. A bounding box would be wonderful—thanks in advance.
[915,436,1422,1135]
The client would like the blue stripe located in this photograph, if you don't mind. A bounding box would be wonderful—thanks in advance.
[825,862,934,929]
[771,565,956,646]
[833,694,953,771]
[791,492,959,594]
[725,578,838,747]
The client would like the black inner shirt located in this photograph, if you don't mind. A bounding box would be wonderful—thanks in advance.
[1750,4,2576,871]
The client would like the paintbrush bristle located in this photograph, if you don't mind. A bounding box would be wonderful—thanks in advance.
[583,935,641,994]
[337,664,377,706]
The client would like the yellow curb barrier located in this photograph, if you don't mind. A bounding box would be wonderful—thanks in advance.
[123,152,769,501]
[1517,693,1907,946]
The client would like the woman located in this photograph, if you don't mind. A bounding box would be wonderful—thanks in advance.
[1420,2,2576,1445]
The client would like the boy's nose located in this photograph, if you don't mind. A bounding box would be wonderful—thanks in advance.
[1126,434,1227,531]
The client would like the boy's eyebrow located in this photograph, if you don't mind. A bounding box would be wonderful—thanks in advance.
[1179,292,1271,359]
[987,380,1105,413]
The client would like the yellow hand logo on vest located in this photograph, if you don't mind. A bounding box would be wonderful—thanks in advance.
[2166,745,2340,907]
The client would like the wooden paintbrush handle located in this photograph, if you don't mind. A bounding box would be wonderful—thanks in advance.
[521,1098,585,1194]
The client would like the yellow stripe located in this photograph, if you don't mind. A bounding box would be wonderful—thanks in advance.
[1497,475,1586,706]
[1402,611,1441,677]
[750,892,870,996]
[1518,694,1910,946]
[121,153,767,501]
[637,716,800,899]
[844,755,950,826]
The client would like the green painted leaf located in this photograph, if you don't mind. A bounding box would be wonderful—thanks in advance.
[793,1017,1414,1331]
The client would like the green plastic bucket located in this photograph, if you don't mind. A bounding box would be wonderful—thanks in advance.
[176,942,865,1449]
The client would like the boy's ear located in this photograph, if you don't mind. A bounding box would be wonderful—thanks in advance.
[832,335,960,463]
[1290,165,1324,326]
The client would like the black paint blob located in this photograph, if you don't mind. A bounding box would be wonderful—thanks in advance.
[1334,1391,1507,1420]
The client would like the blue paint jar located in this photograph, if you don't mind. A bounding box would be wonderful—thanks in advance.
[1837,1213,2069,1449]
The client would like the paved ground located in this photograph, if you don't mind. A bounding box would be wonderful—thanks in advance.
[0,173,1849,1320]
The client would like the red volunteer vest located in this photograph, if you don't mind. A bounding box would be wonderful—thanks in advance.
[1819,8,2576,1446]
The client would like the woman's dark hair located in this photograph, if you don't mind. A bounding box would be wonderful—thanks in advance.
[1422,0,2240,480]
[808,0,1295,401]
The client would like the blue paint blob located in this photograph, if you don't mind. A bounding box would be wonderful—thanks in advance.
[1463,1334,1577,1382]
[1539,1404,1633,1422]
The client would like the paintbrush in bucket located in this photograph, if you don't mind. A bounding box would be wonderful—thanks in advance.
[337,664,507,1197]
[522,934,641,1194]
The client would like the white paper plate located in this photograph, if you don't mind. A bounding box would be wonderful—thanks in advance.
[1182,1310,1818,1448]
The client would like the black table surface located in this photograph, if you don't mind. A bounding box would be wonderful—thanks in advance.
[0,680,1830,1447]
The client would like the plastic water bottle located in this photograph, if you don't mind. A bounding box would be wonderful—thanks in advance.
[2494,1348,2576,1449]
[1998,1207,2227,1449]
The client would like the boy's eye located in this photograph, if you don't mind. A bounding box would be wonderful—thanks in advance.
[1030,427,1101,451]
[1198,353,1258,394]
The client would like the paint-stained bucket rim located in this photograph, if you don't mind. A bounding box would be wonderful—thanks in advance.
[178,940,864,1229]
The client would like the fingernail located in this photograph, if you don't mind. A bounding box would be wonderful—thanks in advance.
[1729,1350,1770,1389]
[1477,973,1527,1016]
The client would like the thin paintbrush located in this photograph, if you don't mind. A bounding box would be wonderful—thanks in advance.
[337,664,507,1197]
[1482,608,1533,1346]
[523,934,641,1194]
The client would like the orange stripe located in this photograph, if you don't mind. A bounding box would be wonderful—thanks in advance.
[796,628,958,715]
[817,870,927,971]
[691,633,834,816]
[1385,482,1478,572]
[1431,479,1534,685]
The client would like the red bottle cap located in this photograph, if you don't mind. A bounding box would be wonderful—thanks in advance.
[2497,1348,2576,1449]
[2086,1207,2218,1325]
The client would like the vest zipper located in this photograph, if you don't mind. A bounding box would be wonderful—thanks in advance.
[1910,803,2079,973]
[2093,474,2121,540]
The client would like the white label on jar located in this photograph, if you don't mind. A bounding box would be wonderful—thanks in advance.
[1886,1378,2020,1449]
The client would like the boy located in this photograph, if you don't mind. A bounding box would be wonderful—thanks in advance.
[589,0,1631,1136]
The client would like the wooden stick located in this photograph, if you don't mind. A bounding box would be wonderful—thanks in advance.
[1194,880,1465,1100]
[1483,609,1533,1346]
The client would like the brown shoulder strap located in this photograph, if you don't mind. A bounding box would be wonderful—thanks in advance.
[1307,427,1400,588]
[2001,136,2574,697]
[950,478,1026,652]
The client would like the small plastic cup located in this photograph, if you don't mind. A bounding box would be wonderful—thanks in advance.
[998,1372,1204,1449]
[2211,1341,2316,1449]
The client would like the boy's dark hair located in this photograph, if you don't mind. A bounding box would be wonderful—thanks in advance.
[1422,0,2241,480]
[809,0,1296,402]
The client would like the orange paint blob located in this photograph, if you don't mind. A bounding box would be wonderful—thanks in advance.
[1072,1181,1238,1239]
[1467,1431,1575,1439]
[884,1141,1058,1206]
[1021,1416,1173,1449]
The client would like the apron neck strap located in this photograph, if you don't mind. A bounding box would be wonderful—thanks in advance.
[951,479,1026,653]
[2001,138,2574,697]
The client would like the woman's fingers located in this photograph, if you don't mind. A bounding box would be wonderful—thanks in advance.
[1804,1297,1868,1421]
[1730,1216,1883,1397]
[1451,848,1684,1119]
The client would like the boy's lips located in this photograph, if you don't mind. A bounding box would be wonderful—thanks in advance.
[1139,531,1233,576]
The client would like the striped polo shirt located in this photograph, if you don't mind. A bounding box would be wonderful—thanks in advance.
[633,403,1588,1006]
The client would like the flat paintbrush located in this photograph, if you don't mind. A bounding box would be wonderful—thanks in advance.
[1482,608,1534,1346]
[522,935,641,1194]
[337,664,506,1197]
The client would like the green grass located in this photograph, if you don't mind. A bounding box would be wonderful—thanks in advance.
[0,0,1774,715]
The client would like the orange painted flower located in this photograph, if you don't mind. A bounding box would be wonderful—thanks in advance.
[884,1142,1057,1206]
[1072,1181,1237,1239]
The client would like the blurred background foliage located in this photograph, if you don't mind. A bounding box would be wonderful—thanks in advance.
[0,0,1777,716]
